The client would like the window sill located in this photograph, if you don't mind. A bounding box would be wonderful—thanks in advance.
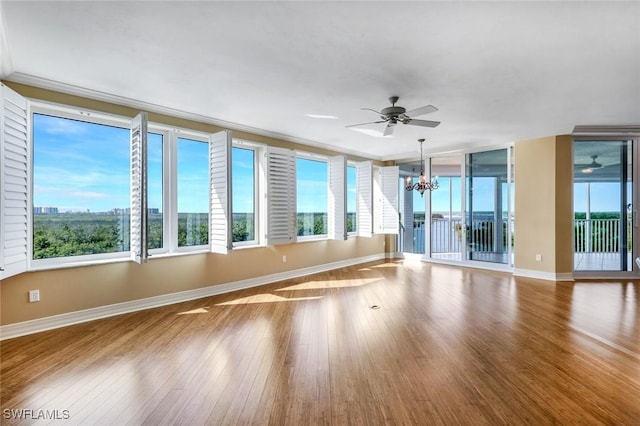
[232,243,264,250]
[29,255,132,272]
[296,235,328,243]
[29,247,214,271]
[148,249,209,260]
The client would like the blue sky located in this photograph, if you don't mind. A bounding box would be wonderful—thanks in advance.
[33,113,629,216]
[33,114,340,214]
[574,182,631,212]
[415,177,508,213]
[296,158,327,213]
[232,147,255,214]
[33,114,131,212]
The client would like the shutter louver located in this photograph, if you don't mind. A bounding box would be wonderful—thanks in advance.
[328,155,347,240]
[266,147,296,245]
[376,166,400,234]
[356,160,373,238]
[209,130,232,254]
[130,112,148,264]
[0,84,29,279]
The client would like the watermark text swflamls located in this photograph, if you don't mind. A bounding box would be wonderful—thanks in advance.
[2,409,70,420]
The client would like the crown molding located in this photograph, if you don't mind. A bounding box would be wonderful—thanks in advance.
[572,125,640,136]
[5,72,381,161]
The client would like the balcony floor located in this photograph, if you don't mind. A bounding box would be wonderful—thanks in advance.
[574,252,633,271]
[429,252,634,272]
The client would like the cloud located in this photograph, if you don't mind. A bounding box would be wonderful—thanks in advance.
[68,191,111,199]
[232,161,254,171]
[34,114,88,136]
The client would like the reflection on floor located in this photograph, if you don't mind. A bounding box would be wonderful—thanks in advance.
[431,251,510,264]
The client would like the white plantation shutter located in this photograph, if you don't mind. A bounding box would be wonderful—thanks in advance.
[402,183,414,252]
[209,130,232,254]
[328,155,347,240]
[130,112,148,264]
[266,146,296,245]
[356,160,373,238]
[0,84,29,279]
[375,166,399,234]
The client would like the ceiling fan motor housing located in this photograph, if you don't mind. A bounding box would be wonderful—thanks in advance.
[381,106,406,118]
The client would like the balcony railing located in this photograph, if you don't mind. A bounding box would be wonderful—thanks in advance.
[404,217,631,255]
[574,218,632,253]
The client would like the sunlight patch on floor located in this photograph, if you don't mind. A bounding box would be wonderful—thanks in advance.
[276,277,383,291]
[177,307,210,315]
[215,294,323,306]
[369,262,401,268]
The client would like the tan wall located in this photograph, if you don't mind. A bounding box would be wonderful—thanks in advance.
[0,82,386,326]
[1,237,385,325]
[554,135,574,274]
[514,135,573,275]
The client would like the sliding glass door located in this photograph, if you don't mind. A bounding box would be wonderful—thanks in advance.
[430,156,463,261]
[465,149,512,264]
[417,147,514,267]
[398,160,426,254]
[573,140,636,272]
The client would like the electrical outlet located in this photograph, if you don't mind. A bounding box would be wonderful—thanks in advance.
[535,254,542,262]
[29,289,40,303]
[282,255,287,263]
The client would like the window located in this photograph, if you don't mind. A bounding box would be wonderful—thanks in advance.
[147,132,163,250]
[347,165,357,233]
[232,146,256,244]
[2,83,363,276]
[177,137,209,247]
[32,113,131,260]
[296,157,328,237]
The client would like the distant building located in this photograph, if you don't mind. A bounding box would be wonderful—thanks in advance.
[111,208,131,215]
[33,206,58,214]
[148,208,160,214]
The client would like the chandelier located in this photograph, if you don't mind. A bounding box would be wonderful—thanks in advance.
[405,138,438,197]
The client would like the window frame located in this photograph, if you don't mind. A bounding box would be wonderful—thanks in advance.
[231,139,262,248]
[346,162,358,236]
[295,151,329,242]
[29,102,134,270]
[28,105,224,269]
[170,129,211,255]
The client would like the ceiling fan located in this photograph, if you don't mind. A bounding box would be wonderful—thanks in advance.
[577,155,603,174]
[346,96,440,136]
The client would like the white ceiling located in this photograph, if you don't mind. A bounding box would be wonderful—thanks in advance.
[1,1,639,161]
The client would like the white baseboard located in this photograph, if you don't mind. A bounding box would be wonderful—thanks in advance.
[1,254,385,340]
[513,268,574,282]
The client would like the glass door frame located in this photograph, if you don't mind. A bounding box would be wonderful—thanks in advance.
[573,136,640,278]
[425,144,515,271]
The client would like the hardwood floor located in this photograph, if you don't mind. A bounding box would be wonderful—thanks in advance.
[1,260,639,425]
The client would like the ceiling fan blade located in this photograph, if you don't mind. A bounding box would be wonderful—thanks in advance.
[361,107,384,115]
[346,120,387,128]
[383,123,395,136]
[405,104,438,117]
[406,119,441,128]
